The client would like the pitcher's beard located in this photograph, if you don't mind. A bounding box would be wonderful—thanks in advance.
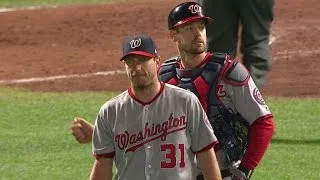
[132,79,154,90]
[135,83,150,90]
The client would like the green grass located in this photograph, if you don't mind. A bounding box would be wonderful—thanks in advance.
[1,88,320,179]
[253,97,320,180]
[0,0,128,8]
[3,0,318,179]
[0,88,119,180]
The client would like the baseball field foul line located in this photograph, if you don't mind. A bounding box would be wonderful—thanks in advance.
[0,6,57,12]
[0,70,127,85]
[1,47,318,85]
[273,49,320,61]
[2,48,319,85]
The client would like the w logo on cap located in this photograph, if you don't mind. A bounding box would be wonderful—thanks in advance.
[188,4,202,14]
[130,38,142,49]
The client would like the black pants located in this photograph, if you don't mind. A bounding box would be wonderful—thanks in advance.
[199,0,274,88]
[197,169,232,179]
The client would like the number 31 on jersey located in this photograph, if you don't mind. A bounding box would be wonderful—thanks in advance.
[160,144,185,168]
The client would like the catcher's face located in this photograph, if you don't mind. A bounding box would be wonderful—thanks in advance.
[124,55,160,89]
[170,20,207,55]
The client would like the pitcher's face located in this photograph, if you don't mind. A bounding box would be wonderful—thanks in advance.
[124,55,159,89]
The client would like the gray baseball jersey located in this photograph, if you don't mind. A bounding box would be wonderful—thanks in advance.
[217,77,271,125]
[92,83,218,180]
[215,75,272,169]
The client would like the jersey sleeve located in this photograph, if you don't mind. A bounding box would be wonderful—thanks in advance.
[227,77,272,124]
[92,105,115,159]
[187,94,218,153]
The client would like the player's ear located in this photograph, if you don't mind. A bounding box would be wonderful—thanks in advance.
[154,56,161,66]
[169,30,178,42]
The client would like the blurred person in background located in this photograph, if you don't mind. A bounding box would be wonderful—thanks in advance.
[199,0,274,88]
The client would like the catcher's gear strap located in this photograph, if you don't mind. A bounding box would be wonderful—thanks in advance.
[223,61,250,86]
[212,52,229,63]
[158,56,180,83]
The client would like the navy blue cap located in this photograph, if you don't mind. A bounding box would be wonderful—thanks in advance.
[168,2,213,30]
[120,34,158,61]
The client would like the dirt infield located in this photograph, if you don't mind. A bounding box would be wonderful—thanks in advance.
[0,0,319,96]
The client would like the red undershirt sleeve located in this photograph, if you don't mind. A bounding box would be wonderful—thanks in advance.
[240,117,275,169]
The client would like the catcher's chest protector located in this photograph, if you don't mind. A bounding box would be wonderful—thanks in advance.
[159,53,250,164]
[158,53,227,119]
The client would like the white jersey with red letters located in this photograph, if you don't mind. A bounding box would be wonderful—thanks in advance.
[92,83,218,180]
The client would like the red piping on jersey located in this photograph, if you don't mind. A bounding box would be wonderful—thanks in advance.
[194,76,210,112]
[179,52,211,69]
[93,151,115,159]
[128,82,165,106]
[240,115,275,170]
[254,114,273,122]
[193,141,219,154]
[195,52,212,68]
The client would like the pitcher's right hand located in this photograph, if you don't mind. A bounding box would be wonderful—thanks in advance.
[70,117,94,144]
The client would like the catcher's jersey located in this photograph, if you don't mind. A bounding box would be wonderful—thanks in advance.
[215,75,272,169]
[158,53,273,169]
[92,83,218,180]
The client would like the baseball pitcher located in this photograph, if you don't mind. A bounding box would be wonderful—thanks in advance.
[89,34,222,180]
